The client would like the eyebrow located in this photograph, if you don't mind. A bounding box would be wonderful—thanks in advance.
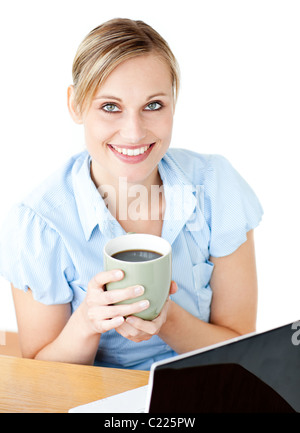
[93,93,169,101]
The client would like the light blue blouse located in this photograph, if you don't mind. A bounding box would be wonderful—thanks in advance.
[0,149,263,370]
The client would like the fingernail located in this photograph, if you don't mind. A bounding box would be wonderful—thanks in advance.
[115,316,124,326]
[134,285,144,296]
[139,300,149,309]
[114,270,123,279]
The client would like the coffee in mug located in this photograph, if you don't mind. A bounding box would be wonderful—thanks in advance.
[112,249,162,262]
[103,233,172,320]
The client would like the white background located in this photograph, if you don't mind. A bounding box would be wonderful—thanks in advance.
[0,0,299,333]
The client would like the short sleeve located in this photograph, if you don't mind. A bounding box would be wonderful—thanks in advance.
[205,155,263,257]
[0,204,74,305]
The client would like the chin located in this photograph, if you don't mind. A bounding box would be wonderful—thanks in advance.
[118,170,151,185]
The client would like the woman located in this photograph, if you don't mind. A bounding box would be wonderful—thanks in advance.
[0,18,263,370]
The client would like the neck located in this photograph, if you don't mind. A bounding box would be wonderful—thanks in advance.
[90,161,165,223]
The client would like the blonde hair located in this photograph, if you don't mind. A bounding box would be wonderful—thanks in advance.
[72,18,180,112]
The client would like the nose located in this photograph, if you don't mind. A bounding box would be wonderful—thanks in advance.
[119,111,147,144]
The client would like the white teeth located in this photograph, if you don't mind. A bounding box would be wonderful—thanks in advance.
[110,145,151,156]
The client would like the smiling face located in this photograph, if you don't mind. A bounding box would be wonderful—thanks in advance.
[68,54,174,189]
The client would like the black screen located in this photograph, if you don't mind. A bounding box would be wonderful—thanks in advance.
[149,322,300,413]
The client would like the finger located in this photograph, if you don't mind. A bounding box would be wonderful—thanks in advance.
[125,298,169,331]
[115,321,151,342]
[169,281,178,295]
[88,299,150,321]
[125,315,158,336]
[97,316,125,333]
[88,269,124,291]
[115,320,135,336]
[102,284,145,305]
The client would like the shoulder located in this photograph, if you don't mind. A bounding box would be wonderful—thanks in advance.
[20,151,87,224]
[165,148,232,184]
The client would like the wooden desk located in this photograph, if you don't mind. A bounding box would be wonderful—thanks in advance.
[0,355,149,413]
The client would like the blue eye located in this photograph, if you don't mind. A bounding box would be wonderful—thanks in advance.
[145,101,162,111]
[102,103,120,113]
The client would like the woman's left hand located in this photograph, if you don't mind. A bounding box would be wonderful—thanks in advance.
[115,281,177,343]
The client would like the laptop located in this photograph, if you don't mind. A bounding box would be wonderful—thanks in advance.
[69,320,300,413]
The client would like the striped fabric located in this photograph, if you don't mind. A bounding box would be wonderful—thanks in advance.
[0,149,263,370]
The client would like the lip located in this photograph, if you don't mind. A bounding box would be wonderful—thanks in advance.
[108,143,155,164]
[109,143,153,150]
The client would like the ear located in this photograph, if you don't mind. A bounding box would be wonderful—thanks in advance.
[67,85,83,124]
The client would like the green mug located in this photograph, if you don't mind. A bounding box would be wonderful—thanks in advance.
[103,233,172,320]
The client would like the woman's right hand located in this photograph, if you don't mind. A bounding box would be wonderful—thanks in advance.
[82,269,150,335]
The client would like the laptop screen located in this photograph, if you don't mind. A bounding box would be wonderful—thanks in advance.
[148,322,300,413]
